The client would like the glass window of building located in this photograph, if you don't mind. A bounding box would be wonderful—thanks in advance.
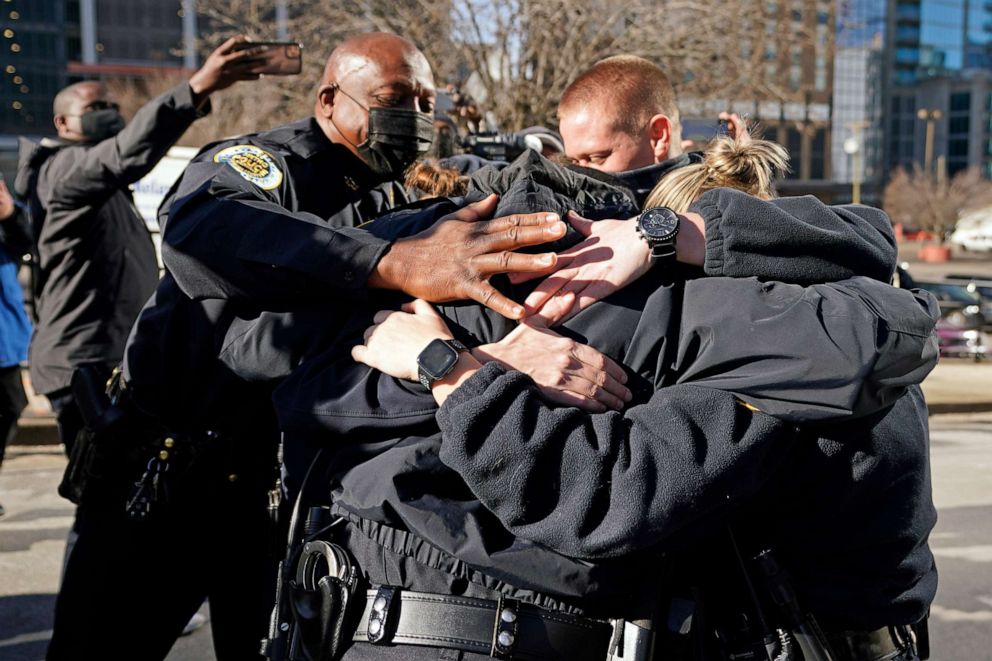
[950,91,970,112]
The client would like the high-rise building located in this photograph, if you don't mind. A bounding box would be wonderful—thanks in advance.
[831,0,886,198]
[71,0,197,79]
[680,0,837,198]
[0,0,74,135]
[885,0,992,175]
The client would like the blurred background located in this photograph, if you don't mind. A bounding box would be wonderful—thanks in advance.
[5,0,991,366]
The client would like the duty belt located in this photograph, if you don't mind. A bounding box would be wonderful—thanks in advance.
[351,586,612,660]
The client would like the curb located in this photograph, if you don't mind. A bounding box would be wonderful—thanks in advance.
[927,402,992,415]
[10,417,61,446]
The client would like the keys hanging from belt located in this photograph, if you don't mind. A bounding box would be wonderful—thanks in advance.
[126,453,171,521]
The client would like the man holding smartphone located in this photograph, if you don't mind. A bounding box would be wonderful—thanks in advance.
[13,36,266,454]
[18,35,273,661]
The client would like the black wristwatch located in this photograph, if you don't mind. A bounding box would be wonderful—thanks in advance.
[636,206,680,263]
[417,338,469,389]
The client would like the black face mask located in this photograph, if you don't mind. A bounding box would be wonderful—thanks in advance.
[357,107,434,179]
[80,108,125,143]
[331,86,434,179]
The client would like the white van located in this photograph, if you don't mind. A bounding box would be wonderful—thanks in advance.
[950,208,992,252]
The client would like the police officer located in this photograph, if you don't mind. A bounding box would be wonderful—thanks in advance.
[50,33,567,661]
[161,32,564,320]
[13,37,265,453]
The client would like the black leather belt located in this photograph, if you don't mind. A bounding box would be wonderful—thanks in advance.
[351,587,612,660]
[826,624,918,661]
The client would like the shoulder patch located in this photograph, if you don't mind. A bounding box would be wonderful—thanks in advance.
[213,144,284,190]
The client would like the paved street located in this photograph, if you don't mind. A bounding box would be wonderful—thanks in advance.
[927,412,992,660]
[0,408,989,659]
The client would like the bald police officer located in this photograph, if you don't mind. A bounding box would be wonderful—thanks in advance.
[51,33,564,661]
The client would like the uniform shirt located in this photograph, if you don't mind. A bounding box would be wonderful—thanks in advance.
[14,83,207,395]
[160,118,404,309]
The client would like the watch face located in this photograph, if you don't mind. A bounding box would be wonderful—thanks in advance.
[639,207,679,240]
[417,339,459,380]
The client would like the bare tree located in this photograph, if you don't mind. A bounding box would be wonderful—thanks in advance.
[188,0,821,132]
[883,166,992,243]
[108,71,289,147]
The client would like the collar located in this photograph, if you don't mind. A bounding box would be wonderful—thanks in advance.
[283,117,336,159]
[40,137,72,148]
[614,153,696,205]
[291,117,399,190]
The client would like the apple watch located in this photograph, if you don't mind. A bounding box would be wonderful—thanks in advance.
[636,206,680,263]
[416,338,468,389]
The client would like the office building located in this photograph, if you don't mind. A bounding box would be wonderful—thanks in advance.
[831,0,886,199]
[885,0,992,175]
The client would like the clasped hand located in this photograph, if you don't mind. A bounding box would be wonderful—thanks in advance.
[352,299,631,412]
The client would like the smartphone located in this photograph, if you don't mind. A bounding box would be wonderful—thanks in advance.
[234,41,303,76]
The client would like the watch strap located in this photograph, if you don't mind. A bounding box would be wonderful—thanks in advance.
[648,240,677,261]
[417,339,468,389]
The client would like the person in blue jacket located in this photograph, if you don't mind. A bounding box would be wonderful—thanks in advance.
[0,176,32,518]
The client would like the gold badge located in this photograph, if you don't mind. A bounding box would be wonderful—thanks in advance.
[214,145,284,190]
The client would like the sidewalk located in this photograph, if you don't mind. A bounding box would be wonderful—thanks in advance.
[920,358,992,413]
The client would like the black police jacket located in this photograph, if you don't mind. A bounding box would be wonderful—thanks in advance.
[613,152,699,205]
[272,284,937,625]
[13,83,204,395]
[123,118,409,434]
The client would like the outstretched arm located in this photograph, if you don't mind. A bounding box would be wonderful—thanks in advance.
[51,37,263,207]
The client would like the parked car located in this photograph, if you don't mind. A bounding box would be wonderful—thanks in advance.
[894,268,990,359]
[914,280,985,326]
[949,211,992,252]
[944,275,992,326]
[934,318,987,361]
[913,280,987,360]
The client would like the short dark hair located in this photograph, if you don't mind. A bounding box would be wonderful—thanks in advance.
[559,55,679,138]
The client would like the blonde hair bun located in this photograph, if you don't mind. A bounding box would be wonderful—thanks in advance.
[644,134,791,212]
[702,136,789,199]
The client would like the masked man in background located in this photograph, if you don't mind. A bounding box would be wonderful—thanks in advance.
[14,37,266,453]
